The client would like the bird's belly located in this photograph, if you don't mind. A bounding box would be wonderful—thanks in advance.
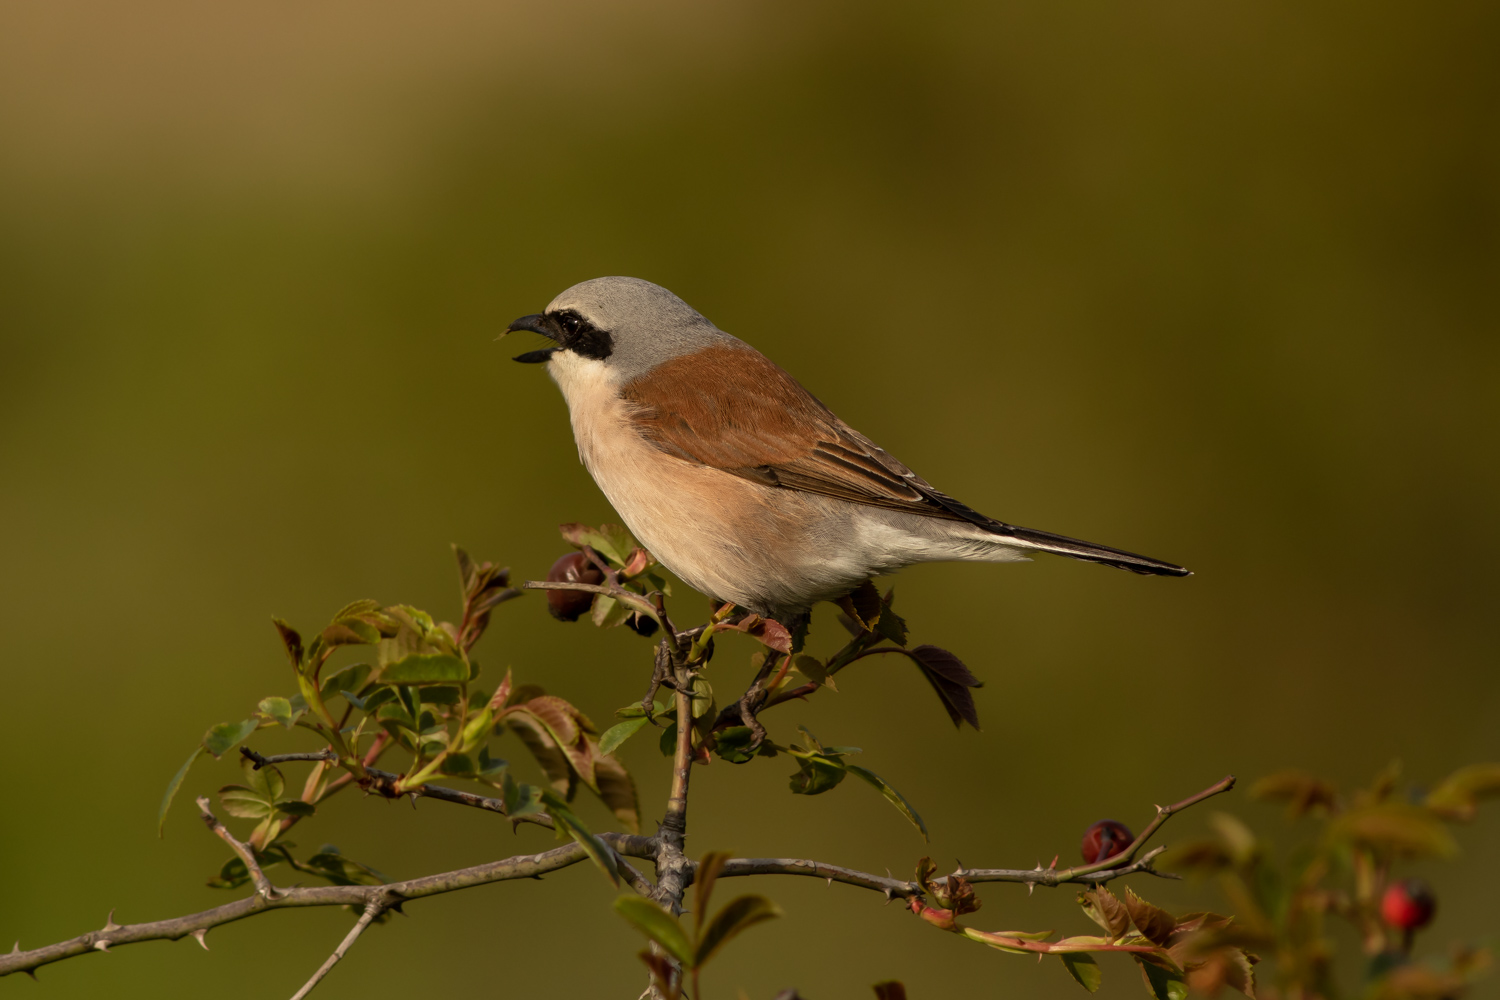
[572,423,878,617]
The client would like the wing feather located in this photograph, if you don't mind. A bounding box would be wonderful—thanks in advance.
[619,343,1190,577]
[622,344,978,524]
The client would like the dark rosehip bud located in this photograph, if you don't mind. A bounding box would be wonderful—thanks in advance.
[625,611,659,637]
[1381,879,1436,932]
[546,552,604,622]
[1080,819,1134,865]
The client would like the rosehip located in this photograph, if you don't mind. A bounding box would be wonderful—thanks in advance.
[1381,879,1436,932]
[546,552,604,622]
[1080,819,1133,864]
[625,611,659,637]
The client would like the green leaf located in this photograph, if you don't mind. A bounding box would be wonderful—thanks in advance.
[321,619,381,648]
[476,747,508,782]
[1137,958,1188,1000]
[303,845,387,886]
[382,653,469,685]
[558,522,635,565]
[1060,953,1102,992]
[321,663,372,702]
[157,747,204,837]
[713,726,758,764]
[502,775,545,817]
[218,786,274,819]
[331,599,382,621]
[788,755,847,795]
[614,896,694,966]
[203,719,259,758]
[794,654,836,691]
[1425,762,1500,821]
[243,755,286,801]
[599,717,649,757]
[257,696,295,728]
[541,790,619,887]
[693,894,781,967]
[1327,803,1458,858]
[275,800,316,817]
[420,685,462,706]
[845,765,929,841]
[592,595,631,629]
[659,721,679,757]
[689,676,714,719]
[875,589,908,647]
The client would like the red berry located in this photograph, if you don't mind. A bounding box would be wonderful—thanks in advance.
[1381,879,1435,932]
[546,552,604,622]
[1080,820,1134,864]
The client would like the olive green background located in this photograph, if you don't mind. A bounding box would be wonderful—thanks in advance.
[2,2,1497,998]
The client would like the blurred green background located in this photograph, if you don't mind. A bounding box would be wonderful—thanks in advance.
[2,1,1497,997]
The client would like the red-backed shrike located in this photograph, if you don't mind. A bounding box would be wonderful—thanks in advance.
[508,277,1187,625]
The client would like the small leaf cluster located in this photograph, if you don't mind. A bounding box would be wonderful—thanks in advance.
[909,865,1255,999]
[159,546,639,889]
[1167,763,1500,999]
[615,851,782,1000]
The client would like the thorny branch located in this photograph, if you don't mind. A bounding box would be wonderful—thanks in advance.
[3,554,1237,997]
[1,762,1233,992]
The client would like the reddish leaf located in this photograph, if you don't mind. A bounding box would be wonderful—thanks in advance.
[272,619,304,667]
[909,645,982,729]
[1123,888,1177,947]
[1078,887,1131,939]
[593,750,640,834]
[638,950,680,1000]
[720,615,793,654]
[621,547,654,578]
[872,982,907,1000]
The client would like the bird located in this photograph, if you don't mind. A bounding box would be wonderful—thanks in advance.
[506,276,1188,628]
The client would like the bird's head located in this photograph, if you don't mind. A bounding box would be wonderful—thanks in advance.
[505,276,739,385]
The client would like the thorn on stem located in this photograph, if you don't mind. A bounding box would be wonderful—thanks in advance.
[191,928,209,951]
[92,940,110,953]
[103,910,122,932]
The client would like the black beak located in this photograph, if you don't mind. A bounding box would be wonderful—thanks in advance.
[506,313,561,340]
[506,313,562,364]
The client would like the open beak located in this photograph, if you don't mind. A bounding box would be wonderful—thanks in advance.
[505,313,562,364]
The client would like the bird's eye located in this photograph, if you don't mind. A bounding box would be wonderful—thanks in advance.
[555,312,584,338]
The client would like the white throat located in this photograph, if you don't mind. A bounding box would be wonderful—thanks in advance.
[547,351,625,467]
